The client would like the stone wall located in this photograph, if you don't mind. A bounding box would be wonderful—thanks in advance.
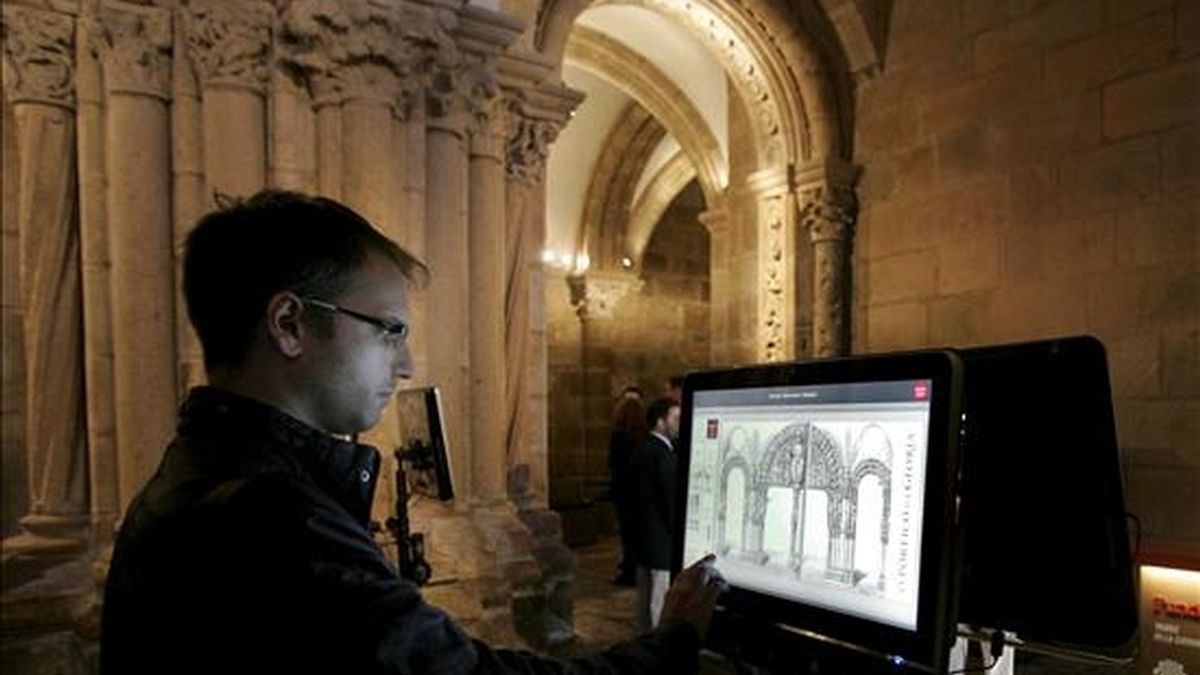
[546,181,710,544]
[853,0,1199,541]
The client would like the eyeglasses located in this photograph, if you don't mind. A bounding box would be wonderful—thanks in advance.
[301,298,409,347]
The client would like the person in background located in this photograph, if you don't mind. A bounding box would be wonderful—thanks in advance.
[628,397,682,631]
[666,375,684,406]
[608,385,647,586]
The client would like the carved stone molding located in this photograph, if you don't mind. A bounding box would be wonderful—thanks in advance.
[279,0,424,111]
[182,0,272,93]
[567,271,643,321]
[1,5,75,108]
[87,1,172,100]
[759,193,788,363]
[634,0,786,166]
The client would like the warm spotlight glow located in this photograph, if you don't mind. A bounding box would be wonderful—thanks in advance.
[620,256,633,269]
[575,253,591,273]
[541,249,556,264]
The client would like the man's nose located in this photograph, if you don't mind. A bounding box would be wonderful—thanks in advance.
[392,341,414,380]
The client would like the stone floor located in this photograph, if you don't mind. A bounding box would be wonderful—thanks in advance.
[547,535,1136,675]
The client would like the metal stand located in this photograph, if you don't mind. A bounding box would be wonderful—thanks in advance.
[385,447,433,586]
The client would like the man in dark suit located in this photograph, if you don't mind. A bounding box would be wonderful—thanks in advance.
[629,397,681,631]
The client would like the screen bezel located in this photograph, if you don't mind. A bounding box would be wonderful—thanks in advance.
[956,335,1136,655]
[673,351,963,674]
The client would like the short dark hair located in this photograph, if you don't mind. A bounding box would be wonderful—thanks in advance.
[183,189,427,372]
[668,375,684,389]
[645,397,676,429]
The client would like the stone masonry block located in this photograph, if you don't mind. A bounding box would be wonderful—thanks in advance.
[1002,92,1103,165]
[1106,332,1162,398]
[1106,0,1175,26]
[963,0,1007,34]
[992,280,1088,340]
[1123,462,1200,540]
[1037,215,1118,279]
[973,0,1103,73]
[1119,399,1200,453]
[1163,328,1200,397]
[929,292,997,346]
[938,234,1001,294]
[1182,0,1200,58]
[867,251,937,303]
[1043,12,1173,96]
[1103,60,1200,140]
[920,55,1041,137]
[1163,123,1200,195]
[1009,163,1063,224]
[865,301,929,352]
[1115,200,1199,268]
[1059,135,1160,216]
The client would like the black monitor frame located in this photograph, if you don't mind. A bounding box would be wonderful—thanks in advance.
[956,335,1137,658]
[674,351,964,674]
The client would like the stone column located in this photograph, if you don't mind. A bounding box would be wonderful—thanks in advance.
[467,72,508,507]
[799,169,857,359]
[180,0,272,395]
[171,12,205,395]
[698,207,730,366]
[0,4,89,571]
[426,55,474,502]
[93,2,177,513]
[566,271,641,504]
[183,0,271,201]
[76,5,119,545]
[503,106,560,506]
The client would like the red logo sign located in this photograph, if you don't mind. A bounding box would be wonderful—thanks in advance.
[912,382,929,400]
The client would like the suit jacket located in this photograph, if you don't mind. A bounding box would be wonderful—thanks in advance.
[629,433,677,570]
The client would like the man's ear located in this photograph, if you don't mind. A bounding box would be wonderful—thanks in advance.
[265,292,306,359]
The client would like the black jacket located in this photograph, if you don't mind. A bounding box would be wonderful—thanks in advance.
[101,387,698,674]
[628,434,676,570]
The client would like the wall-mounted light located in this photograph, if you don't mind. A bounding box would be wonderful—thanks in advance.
[620,256,633,269]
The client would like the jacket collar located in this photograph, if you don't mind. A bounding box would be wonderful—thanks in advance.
[178,387,381,526]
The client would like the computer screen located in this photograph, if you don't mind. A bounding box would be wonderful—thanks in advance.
[395,386,455,501]
[676,352,963,674]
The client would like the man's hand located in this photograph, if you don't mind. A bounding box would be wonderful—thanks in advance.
[658,554,727,639]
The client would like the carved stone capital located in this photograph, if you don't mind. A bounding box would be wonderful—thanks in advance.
[279,0,422,110]
[567,271,642,321]
[465,54,499,119]
[505,103,561,185]
[800,184,856,244]
[182,0,272,93]
[1,5,75,108]
[87,1,172,100]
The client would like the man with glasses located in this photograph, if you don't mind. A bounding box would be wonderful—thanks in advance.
[100,190,724,674]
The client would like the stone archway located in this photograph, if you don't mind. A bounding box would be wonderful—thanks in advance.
[540,0,860,364]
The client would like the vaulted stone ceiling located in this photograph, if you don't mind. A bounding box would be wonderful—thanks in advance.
[544,3,728,268]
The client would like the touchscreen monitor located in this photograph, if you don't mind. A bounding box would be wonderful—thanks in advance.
[676,351,963,674]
